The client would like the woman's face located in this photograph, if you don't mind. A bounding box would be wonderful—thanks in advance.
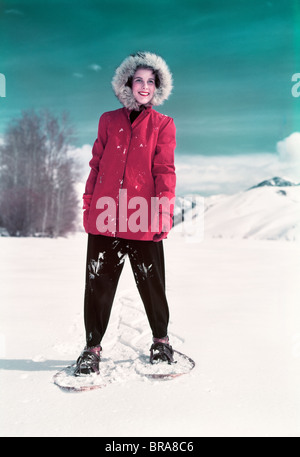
[132,68,156,107]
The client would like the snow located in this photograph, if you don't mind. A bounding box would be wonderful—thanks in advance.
[1,230,300,437]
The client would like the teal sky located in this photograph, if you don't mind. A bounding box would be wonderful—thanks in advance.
[0,0,299,156]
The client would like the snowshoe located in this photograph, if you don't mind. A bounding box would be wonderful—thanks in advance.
[73,345,101,376]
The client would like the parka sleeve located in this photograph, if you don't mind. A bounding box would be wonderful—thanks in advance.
[84,113,108,198]
[152,117,176,215]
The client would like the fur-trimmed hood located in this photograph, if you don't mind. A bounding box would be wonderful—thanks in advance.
[111,52,173,110]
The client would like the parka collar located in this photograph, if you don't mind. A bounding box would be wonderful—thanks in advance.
[124,105,152,119]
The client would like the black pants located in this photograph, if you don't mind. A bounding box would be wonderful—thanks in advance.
[84,234,170,347]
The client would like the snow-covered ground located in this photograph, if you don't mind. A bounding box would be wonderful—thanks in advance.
[1,230,299,437]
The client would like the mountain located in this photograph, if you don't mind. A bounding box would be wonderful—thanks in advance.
[248,176,300,190]
[174,177,300,241]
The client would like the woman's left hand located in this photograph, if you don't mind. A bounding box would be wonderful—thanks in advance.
[153,212,173,242]
[153,231,168,242]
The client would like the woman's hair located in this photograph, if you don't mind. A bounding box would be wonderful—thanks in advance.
[125,65,161,89]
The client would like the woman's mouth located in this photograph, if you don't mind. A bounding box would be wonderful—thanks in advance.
[139,92,150,96]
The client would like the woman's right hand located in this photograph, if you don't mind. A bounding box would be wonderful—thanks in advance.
[82,194,92,233]
[83,210,89,233]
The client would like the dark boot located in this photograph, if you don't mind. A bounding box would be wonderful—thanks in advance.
[74,345,101,376]
[150,336,174,364]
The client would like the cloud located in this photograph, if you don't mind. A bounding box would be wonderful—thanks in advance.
[175,133,300,196]
[73,72,84,78]
[175,153,283,196]
[88,64,102,72]
[67,144,92,180]
[277,132,300,164]
[5,9,24,15]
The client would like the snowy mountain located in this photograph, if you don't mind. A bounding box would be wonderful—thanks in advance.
[175,177,300,241]
[248,176,300,190]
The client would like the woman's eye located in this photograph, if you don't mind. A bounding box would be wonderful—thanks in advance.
[134,79,154,84]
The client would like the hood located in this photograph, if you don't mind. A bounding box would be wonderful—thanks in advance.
[111,51,173,110]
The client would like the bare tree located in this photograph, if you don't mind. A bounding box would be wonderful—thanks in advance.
[0,109,80,237]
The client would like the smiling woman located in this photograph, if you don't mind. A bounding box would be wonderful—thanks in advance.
[72,51,177,376]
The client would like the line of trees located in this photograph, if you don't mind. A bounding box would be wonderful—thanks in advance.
[0,109,80,237]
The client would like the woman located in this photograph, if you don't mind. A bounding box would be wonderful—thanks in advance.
[75,51,176,376]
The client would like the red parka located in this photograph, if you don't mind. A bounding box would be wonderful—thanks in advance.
[83,105,176,241]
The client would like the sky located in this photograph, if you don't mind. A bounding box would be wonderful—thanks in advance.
[0,0,300,194]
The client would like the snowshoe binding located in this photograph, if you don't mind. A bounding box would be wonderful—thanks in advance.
[150,337,175,365]
[74,345,101,376]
